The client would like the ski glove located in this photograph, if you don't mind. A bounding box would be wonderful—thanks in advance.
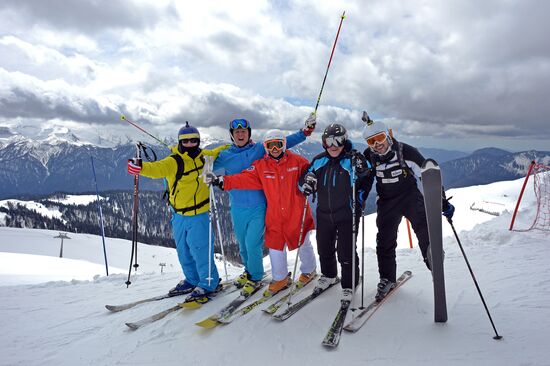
[301,172,317,196]
[442,198,455,219]
[302,113,316,137]
[351,151,370,177]
[127,158,142,175]
[204,172,224,189]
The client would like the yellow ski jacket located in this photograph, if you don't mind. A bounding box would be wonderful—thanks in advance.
[140,144,229,216]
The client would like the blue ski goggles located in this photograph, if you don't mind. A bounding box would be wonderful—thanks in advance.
[229,118,250,130]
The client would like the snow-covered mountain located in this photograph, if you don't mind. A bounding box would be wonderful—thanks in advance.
[0,176,548,366]
[0,131,547,199]
[441,147,550,188]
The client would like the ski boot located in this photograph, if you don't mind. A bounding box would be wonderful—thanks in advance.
[375,278,396,302]
[168,280,195,297]
[263,273,291,297]
[296,270,316,288]
[240,279,262,298]
[234,271,250,289]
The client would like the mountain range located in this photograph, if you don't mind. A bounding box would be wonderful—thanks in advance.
[0,134,547,200]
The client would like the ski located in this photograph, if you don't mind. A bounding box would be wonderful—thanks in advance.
[124,283,238,330]
[195,284,265,329]
[125,305,181,330]
[263,275,318,315]
[343,270,413,332]
[421,159,448,323]
[218,277,311,324]
[322,299,351,348]
[106,294,172,312]
[273,277,341,321]
[106,278,236,312]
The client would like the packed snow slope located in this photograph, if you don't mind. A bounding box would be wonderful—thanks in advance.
[0,177,548,366]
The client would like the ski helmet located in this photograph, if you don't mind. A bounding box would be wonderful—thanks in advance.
[178,121,200,142]
[263,129,286,155]
[362,120,393,155]
[322,124,347,148]
[229,118,252,145]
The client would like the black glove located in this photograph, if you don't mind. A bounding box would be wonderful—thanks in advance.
[351,151,369,177]
[301,172,317,196]
[442,196,455,219]
[204,172,224,190]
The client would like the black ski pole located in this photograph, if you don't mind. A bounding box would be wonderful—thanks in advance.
[447,217,503,340]
[126,142,143,287]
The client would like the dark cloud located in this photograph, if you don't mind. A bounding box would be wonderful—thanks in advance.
[0,0,177,34]
[0,87,120,124]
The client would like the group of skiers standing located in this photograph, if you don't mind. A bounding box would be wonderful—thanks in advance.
[127,113,455,305]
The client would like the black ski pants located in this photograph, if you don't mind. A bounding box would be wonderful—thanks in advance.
[376,188,430,283]
[316,212,360,289]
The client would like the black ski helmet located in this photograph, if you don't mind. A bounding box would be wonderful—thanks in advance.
[322,123,347,148]
[229,118,252,143]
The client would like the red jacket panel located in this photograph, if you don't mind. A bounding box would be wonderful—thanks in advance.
[224,151,315,251]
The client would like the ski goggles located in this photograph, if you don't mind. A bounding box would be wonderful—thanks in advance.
[180,138,200,144]
[365,132,388,147]
[323,135,346,148]
[230,118,250,130]
[264,139,285,153]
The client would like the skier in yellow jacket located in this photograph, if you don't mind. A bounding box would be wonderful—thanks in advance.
[127,122,229,303]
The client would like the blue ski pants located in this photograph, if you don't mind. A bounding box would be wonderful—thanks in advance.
[230,205,266,281]
[171,212,219,292]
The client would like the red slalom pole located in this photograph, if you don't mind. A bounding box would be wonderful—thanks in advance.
[313,11,346,114]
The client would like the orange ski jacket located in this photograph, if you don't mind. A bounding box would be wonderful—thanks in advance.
[223,150,315,251]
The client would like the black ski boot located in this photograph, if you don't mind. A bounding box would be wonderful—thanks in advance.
[375,278,395,302]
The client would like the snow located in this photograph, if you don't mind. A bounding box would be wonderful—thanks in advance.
[48,194,103,206]
[0,199,64,221]
[0,177,549,366]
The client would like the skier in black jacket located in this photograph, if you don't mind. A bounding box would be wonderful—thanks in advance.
[299,124,371,302]
[362,120,455,301]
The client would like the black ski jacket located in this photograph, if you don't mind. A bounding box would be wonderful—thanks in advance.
[363,139,425,201]
[302,141,372,222]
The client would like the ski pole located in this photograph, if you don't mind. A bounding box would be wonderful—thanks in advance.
[446,217,503,340]
[126,142,142,287]
[91,156,109,276]
[120,115,170,148]
[210,183,229,281]
[286,199,309,308]
[312,11,346,115]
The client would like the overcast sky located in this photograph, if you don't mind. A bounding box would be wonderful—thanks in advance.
[0,0,548,151]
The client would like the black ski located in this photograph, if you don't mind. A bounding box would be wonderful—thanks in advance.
[322,299,350,347]
[421,159,448,323]
[343,270,412,332]
[273,277,341,321]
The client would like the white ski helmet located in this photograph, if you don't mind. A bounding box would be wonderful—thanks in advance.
[362,120,393,155]
[263,129,286,154]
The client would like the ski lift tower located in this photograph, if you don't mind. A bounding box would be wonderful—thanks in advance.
[54,232,71,258]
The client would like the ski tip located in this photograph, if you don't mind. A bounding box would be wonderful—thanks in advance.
[105,305,117,311]
[421,158,439,170]
[404,270,413,276]
[125,322,139,330]
[195,318,219,329]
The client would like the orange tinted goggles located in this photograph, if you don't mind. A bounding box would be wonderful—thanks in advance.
[366,132,387,146]
[265,140,284,153]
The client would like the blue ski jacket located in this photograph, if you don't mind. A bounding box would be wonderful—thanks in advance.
[214,130,306,208]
